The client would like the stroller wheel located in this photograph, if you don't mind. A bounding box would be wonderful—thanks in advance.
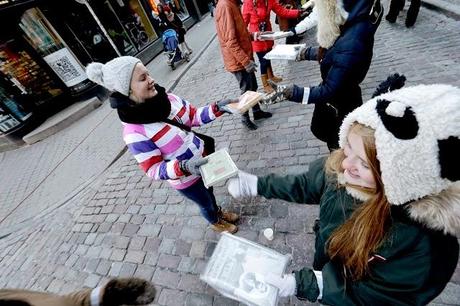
[185,54,190,62]
[171,63,176,70]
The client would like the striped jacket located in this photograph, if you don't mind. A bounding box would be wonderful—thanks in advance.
[122,93,223,189]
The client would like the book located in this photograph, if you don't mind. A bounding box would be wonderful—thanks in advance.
[200,149,238,188]
[201,233,291,306]
[263,44,306,61]
[226,91,264,114]
[259,31,293,40]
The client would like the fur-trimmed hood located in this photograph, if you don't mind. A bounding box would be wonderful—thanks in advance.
[407,182,460,237]
[315,0,381,48]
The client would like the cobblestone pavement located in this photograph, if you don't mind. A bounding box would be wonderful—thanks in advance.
[1,3,459,306]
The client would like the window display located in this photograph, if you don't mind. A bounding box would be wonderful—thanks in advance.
[19,8,88,88]
[0,40,63,105]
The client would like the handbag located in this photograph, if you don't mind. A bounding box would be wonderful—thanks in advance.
[164,119,215,155]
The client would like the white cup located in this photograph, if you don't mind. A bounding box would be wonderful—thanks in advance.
[263,228,274,241]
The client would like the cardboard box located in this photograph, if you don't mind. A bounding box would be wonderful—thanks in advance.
[227,91,264,114]
[200,149,238,188]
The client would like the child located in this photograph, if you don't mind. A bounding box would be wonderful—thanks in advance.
[86,56,239,233]
[227,83,460,304]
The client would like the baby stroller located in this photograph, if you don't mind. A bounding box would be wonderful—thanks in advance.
[162,29,189,70]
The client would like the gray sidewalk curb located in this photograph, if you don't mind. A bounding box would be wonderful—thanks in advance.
[422,0,460,20]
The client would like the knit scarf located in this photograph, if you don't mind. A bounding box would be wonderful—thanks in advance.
[109,84,171,124]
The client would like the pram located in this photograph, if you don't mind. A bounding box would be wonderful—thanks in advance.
[162,29,189,70]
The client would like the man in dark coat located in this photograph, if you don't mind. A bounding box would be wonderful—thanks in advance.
[278,0,383,150]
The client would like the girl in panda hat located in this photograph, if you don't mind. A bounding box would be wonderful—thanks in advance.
[86,56,240,233]
[227,79,460,304]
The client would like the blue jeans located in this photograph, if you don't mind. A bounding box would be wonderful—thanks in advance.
[256,51,271,74]
[178,179,219,224]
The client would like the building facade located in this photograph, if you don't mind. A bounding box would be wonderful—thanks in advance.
[0,0,208,142]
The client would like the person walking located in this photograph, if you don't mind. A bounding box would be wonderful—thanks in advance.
[215,0,273,131]
[275,0,383,150]
[227,82,460,305]
[385,0,421,27]
[157,4,192,55]
[242,0,303,93]
[86,56,239,233]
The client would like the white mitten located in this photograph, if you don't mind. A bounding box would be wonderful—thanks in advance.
[227,171,258,199]
[265,273,297,297]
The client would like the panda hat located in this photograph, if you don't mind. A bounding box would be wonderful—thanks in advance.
[339,84,460,206]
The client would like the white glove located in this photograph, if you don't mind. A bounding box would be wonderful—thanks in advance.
[265,273,296,297]
[227,171,258,199]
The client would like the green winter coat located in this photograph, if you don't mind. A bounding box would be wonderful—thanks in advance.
[257,157,459,305]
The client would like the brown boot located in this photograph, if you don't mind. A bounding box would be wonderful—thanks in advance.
[267,67,283,83]
[261,74,274,93]
[211,219,238,233]
[218,207,239,224]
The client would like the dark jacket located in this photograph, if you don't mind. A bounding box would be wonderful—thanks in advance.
[257,158,459,305]
[291,0,383,146]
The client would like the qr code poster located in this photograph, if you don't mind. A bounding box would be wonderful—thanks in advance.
[44,48,87,87]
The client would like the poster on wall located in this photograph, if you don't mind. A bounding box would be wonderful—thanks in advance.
[43,48,88,87]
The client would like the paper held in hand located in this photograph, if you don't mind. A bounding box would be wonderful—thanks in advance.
[259,31,293,40]
[200,149,238,188]
[227,91,264,114]
[201,232,291,306]
[264,44,306,60]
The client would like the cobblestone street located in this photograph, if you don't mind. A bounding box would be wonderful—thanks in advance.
[0,2,459,306]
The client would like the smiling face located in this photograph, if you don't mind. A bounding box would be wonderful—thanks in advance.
[129,63,157,103]
[342,130,376,189]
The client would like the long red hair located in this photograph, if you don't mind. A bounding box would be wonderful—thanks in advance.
[325,123,391,280]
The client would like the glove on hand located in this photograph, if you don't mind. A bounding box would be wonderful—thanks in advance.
[244,60,257,73]
[179,157,208,176]
[299,7,312,19]
[216,98,238,114]
[265,273,297,297]
[295,45,308,61]
[227,170,258,199]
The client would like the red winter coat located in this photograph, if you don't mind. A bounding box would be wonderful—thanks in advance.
[242,0,300,52]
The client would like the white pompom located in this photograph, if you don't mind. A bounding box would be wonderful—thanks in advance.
[385,101,407,118]
[85,62,104,85]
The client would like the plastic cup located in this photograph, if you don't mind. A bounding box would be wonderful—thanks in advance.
[263,228,274,241]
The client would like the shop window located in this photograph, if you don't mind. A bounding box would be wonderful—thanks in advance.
[0,40,63,105]
[0,85,32,133]
[91,0,157,53]
[19,8,88,90]
[150,0,190,21]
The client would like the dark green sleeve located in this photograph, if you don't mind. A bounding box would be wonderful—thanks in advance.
[257,157,327,204]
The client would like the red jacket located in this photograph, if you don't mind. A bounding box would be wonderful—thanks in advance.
[242,0,300,52]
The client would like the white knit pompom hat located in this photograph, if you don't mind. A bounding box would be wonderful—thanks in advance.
[86,56,141,96]
[339,84,460,205]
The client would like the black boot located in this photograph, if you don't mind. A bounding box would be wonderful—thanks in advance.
[405,0,421,27]
[242,114,257,130]
[253,110,273,120]
[386,0,404,23]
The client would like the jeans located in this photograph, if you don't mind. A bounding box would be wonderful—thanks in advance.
[232,69,262,118]
[256,51,271,74]
[178,179,219,224]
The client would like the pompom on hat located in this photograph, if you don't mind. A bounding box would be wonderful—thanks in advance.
[86,56,141,96]
[339,84,460,205]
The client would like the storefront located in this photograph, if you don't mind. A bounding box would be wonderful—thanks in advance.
[0,0,207,142]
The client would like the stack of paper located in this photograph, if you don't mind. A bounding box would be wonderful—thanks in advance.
[201,233,291,306]
[200,149,238,188]
[259,31,293,40]
[264,44,306,60]
[227,91,263,114]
